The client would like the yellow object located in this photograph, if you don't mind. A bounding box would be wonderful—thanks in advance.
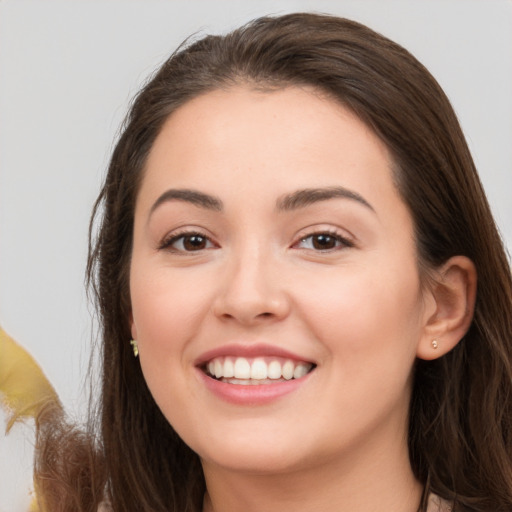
[0,326,61,433]
[0,327,63,512]
[28,497,39,512]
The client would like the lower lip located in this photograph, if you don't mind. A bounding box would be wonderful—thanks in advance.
[197,369,312,405]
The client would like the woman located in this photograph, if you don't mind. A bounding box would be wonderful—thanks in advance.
[34,13,512,512]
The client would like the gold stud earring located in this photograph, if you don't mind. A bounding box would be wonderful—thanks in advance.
[431,339,439,349]
[130,339,139,357]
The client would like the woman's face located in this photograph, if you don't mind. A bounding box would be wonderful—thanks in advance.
[130,86,433,475]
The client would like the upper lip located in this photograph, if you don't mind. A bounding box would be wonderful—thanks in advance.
[195,343,315,367]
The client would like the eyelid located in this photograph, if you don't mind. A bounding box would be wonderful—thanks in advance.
[158,227,218,252]
[291,226,355,251]
[157,225,354,253]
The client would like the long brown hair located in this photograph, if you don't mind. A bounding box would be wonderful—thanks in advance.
[34,13,512,512]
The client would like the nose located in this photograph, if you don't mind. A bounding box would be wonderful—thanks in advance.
[212,246,291,325]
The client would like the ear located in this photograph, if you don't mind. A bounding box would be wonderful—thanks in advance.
[416,255,477,360]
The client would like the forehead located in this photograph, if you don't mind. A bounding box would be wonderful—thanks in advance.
[141,85,395,197]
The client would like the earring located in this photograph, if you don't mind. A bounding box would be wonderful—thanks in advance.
[130,339,139,357]
[431,339,439,349]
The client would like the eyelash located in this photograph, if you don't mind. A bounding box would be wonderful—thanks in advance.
[159,229,353,253]
[158,230,216,253]
[293,230,354,252]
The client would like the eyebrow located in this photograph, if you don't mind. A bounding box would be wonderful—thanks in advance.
[149,189,223,216]
[148,185,374,218]
[276,186,375,212]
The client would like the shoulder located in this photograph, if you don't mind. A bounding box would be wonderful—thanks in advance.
[427,493,453,512]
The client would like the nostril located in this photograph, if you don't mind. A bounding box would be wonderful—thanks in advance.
[213,293,290,325]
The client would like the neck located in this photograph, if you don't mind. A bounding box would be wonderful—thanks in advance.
[202,431,422,512]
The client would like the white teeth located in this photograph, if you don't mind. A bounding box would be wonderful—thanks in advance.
[223,378,276,385]
[293,363,309,379]
[223,357,234,378]
[214,359,223,379]
[205,356,313,382]
[282,360,294,380]
[228,378,252,385]
[267,360,282,379]
[234,357,251,379]
[250,358,268,379]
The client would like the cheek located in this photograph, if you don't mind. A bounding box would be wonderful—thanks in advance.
[129,267,213,423]
[129,267,212,360]
[296,259,424,361]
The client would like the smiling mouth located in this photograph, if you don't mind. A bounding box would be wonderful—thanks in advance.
[202,356,315,385]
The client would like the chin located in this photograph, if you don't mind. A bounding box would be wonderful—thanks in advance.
[190,428,309,475]
[201,448,305,475]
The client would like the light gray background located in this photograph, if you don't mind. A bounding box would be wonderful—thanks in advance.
[1,1,511,509]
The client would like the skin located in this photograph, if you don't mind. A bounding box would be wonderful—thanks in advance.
[129,85,475,512]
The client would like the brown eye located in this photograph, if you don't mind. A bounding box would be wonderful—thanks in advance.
[161,232,215,252]
[182,234,208,251]
[310,234,337,250]
[296,232,352,251]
